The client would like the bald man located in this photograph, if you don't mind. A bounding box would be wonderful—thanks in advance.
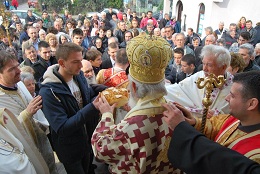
[81,59,96,85]
[81,59,107,96]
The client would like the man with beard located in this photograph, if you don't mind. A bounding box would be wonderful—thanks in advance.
[0,50,56,173]
[81,59,96,85]
[91,35,177,173]
[81,59,107,98]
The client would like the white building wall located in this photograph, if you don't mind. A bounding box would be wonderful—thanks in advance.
[165,0,260,37]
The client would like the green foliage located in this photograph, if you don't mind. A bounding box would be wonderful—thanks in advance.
[107,0,123,9]
[45,0,123,14]
[157,0,163,10]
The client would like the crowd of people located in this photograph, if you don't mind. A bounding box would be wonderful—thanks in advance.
[0,6,260,174]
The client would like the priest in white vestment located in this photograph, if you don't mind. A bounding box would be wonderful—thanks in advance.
[165,45,233,117]
[0,51,57,173]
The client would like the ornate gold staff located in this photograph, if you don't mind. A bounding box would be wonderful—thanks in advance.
[0,4,12,46]
[196,73,225,133]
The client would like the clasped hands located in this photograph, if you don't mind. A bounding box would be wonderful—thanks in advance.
[162,102,196,130]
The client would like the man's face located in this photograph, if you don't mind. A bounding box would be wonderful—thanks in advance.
[82,28,89,37]
[13,15,19,21]
[164,28,173,39]
[238,36,248,46]
[239,48,251,66]
[39,47,51,61]
[2,37,9,45]
[161,28,165,37]
[28,11,32,16]
[54,22,61,31]
[225,83,247,120]
[42,12,48,19]
[15,23,22,30]
[112,14,117,20]
[205,36,214,45]
[95,39,102,48]
[108,47,118,60]
[187,29,192,36]
[131,21,138,28]
[229,25,236,32]
[174,53,183,65]
[164,14,169,20]
[246,22,252,29]
[101,14,106,20]
[175,35,185,48]
[0,59,21,87]
[82,61,94,79]
[132,12,137,17]
[28,28,38,41]
[154,29,161,36]
[219,23,224,29]
[72,34,83,46]
[60,51,83,76]
[93,14,98,20]
[39,32,46,41]
[202,56,225,77]
[255,47,260,56]
[147,12,152,19]
[119,22,126,31]
[90,55,102,68]
[37,20,43,28]
[229,31,236,38]
[25,48,37,62]
[181,61,194,74]
[147,25,154,33]
[125,32,132,41]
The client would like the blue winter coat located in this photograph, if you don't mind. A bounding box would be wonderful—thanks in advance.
[39,65,99,164]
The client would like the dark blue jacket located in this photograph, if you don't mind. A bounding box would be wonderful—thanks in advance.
[39,65,99,164]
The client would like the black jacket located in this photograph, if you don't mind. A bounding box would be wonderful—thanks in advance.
[101,58,113,69]
[31,56,57,82]
[243,60,260,72]
[114,29,126,44]
[25,15,36,24]
[168,122,260,174]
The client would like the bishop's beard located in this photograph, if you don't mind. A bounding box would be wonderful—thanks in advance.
[128,87,138,109]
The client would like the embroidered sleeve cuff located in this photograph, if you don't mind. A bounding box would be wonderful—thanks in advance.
[194,116,201,130]
[18,110,31,123]
[101,112,114,120]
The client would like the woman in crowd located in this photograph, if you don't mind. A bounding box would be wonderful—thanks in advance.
[59,34,70,45]
[237,16,246,32]
[91,20,99,37]
[20,72,37,97]
[45,33,58,57]
[66,19,76,38]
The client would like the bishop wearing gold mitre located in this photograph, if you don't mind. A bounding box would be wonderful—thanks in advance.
[92,34,180,173]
